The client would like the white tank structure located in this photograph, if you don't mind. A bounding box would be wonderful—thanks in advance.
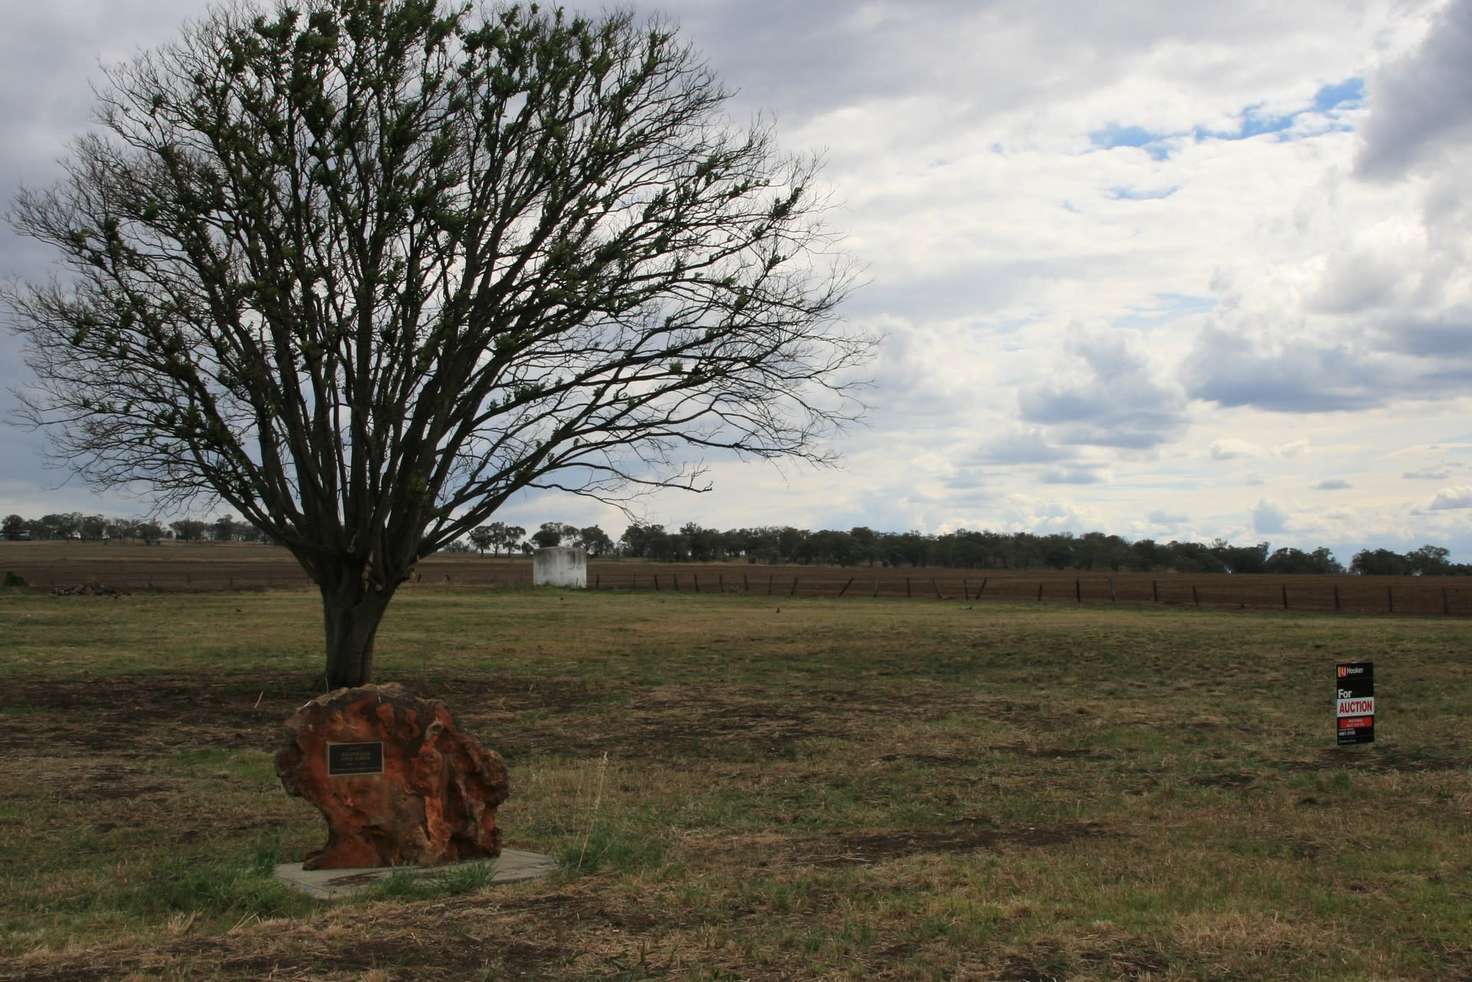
[532,546,587,588]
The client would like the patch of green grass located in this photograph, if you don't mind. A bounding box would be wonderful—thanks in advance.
[556,822,669,875]
[167,749,278,783]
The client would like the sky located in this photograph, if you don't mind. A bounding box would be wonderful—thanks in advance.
[2,0,1471,561]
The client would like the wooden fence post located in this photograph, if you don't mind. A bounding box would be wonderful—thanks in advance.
[838,577,854,598]
[654,574,660,591]
[931,577,944,600]
[872,578,879,598]
[962,578,970,601]
[768,574,774,596]
[789,576,799,598]
[594,573,600,590]
[1152,579,1159,603]
[1443,586,1450,616]
[906,577,912,598]
[693,573,700,593]
[1036,582,1043,602]
[673,573,680,591]
[1192,585,1200,607]
[1282,584,1288,610]
[1387,585,1394,613]
[1333,584,1340,611]
[1075,578,1081,603]
[743,572,750,592]
[718,573,724,593]
[979,577,988,597]
[1108,577,1117,602]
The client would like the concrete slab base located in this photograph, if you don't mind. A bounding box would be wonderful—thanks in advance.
[274,847,557,900]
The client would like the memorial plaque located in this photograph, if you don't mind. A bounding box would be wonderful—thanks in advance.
[1335,662,1374,746]
[327,741,384,776]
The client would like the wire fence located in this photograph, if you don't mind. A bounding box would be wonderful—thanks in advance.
[5,546,1469,617]
[575,566,1470,617]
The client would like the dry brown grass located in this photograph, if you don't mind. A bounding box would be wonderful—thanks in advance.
[1,587,1470,979]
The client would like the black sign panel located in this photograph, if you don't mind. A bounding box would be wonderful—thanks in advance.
[327,741,384,776]
[1335,662,1374,746]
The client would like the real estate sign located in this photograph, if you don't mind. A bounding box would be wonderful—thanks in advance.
[1336,662,1374,746]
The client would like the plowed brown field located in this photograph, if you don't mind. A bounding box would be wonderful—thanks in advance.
[3,540,1468,616]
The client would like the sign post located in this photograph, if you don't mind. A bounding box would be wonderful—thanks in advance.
[1335,662,1374,745]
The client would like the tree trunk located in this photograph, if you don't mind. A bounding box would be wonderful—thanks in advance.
[321,576,395,689]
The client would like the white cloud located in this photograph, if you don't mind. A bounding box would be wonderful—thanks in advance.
[1275,441,1312,459]
[1428,486,1472,510]
[1210,438,1260,460]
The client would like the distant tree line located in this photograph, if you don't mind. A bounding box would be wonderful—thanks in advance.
[1,512,266,544]
[609,523,1469,576]
[5,510,1465,576]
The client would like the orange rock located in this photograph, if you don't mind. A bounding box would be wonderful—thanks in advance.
[276,683,510,870]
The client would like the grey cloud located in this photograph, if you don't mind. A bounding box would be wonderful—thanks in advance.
[844,253,1137,324]
[1376,311,1472,357]
[861,330,969,423]
[1358,0,1472,179]
[1404,466,1454,480]
[1428,486,1472,510]
[1040,466,1106,485]
[968,429,1075,466]
[1020,331,1187,449]
[0,2,208,509]
[628,1,1351,131]
[1184,326,1385,412]
[1186,310,1472,415]
[1314,479,1352,490]
[1310,250,1408,315]
[1147,509,1187,525]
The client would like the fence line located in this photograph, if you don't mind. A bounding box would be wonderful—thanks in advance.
[8,553,1469,617]
[563,568,1469,618]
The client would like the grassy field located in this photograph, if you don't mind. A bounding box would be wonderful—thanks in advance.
[4,540,1470,616]
[1,584,1470,979]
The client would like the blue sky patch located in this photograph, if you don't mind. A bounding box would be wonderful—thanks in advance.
[1314,77,1365,113]
[1238,105,1298,138]
[1192,77,1365,145]
[1107,184,1179,201]
[1089,123,1172,159]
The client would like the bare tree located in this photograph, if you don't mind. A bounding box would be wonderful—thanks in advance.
[5,0,868,687]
